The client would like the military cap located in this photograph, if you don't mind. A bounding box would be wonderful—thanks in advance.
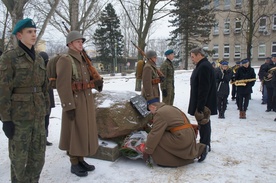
[12,18,36,35]
[265,57,271,60]
[241,58,249,64]
[271,54,276,58]
[220,61,228,65]
[147,98,159,105]
[145,50,157,58]
[235,61,241,65]
[164,49,174,56]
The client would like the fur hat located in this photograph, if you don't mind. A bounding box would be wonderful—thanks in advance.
[194,106,211,125]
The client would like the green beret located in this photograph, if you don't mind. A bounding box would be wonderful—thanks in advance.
[12,18,36,35]
[164,49,174,56]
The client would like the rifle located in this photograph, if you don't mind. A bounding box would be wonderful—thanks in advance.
[62,22,102,82]
[131,41,165,81]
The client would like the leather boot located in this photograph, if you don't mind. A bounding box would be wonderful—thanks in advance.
[79,160,95,171]
[239,111,243,119]
[71,164,88,177]
[243,111,246,119]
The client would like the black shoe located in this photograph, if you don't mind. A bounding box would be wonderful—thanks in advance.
[261,102,267,104]
[266,109,271,112]
[71,164,88,177]
[198,146,208,162]
[274,118,276,121]
[79,161,95,171]
[46,141,53,146]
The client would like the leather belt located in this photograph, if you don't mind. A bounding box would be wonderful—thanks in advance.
[170,123,193,133]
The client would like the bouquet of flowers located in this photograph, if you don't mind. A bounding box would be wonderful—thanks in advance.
[120,131,148,160]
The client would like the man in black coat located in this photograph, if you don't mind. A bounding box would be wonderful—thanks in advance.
[258,57,271,104]
[262,54,276,112]
[188,47,217,151]
[235,58,256,119]
[215,61,232,119]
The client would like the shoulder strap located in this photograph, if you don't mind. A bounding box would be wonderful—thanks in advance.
[63,54,80,80]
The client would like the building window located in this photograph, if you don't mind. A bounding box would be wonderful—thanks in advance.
[259,16,267,32]
[235,45,241,58]
[224,19,230,34]
[213,45,219,58]
[258,44,266,58]
[224,44,230,58]
[259,0,268,5]
[213,21,219,35]
[273,14,276,30]
[272,42,276,55]
[235,18,241,33]
[224,0,230,9]
[214,0,219,9]
[235,0,242,8]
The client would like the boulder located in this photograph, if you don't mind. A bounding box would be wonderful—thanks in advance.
[94,91,151,139]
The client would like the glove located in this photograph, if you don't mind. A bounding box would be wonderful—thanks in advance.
[94,78,104,92]
[66,109,75,120]
[162,89,167,97]
[160,76,165,83]
[2,121,15,139]
[143,152,150,162]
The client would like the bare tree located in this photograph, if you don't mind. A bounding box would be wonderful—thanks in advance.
[218,0,276,61]
[1,0,59,48]
[118,0,173,59]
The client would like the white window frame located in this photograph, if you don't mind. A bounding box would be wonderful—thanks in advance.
[213,45,219,58]
[224,19,230,34]
[224,44,230,58]
[214,0,219,9]
[272,14,276,30]
[213,21,219,35]
[258,44,266,58]
[272,42,276,55]
[259,17,267,32]
[224,0,230,9]
[234,45,241,58]
[235,18,241,33]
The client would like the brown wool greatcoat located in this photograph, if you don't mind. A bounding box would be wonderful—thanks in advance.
[56,49,98,156]
[141,60,160,101]
[145,103,206,167]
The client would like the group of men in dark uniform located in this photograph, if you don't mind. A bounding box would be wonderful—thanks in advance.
[258,54,276,121]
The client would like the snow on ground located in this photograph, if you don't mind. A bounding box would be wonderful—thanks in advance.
[0,67,275,183]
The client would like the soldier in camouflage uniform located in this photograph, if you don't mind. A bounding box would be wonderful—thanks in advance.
[0,18,49,183]
[160,49,175,105]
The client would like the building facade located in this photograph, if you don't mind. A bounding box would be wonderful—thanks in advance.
[207,0,276,66]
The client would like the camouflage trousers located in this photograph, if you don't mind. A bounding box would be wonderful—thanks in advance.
[162,88,175,105]
[8,117,46,183]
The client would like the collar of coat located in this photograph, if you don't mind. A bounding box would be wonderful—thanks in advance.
[68,48,83,62]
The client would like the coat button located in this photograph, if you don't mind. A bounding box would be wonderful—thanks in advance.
[69,103,71,105]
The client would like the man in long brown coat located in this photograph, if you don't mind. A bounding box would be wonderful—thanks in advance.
[141,50,162,102]
[56,31,103,177]
[143,99,208,167]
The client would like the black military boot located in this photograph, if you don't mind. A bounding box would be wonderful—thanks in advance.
[198,145,208,162]
[79,161,95,171]
[71,164,88,177]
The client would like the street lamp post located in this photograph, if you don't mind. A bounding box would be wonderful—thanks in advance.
[115,42,117,73]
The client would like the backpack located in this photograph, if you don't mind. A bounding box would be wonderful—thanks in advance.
[46,54,79,89]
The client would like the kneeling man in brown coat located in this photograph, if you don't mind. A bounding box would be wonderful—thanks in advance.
[143,98,208,167]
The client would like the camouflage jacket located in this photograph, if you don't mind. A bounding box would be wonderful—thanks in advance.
[160,58,174,90]
[0,47,49,122]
